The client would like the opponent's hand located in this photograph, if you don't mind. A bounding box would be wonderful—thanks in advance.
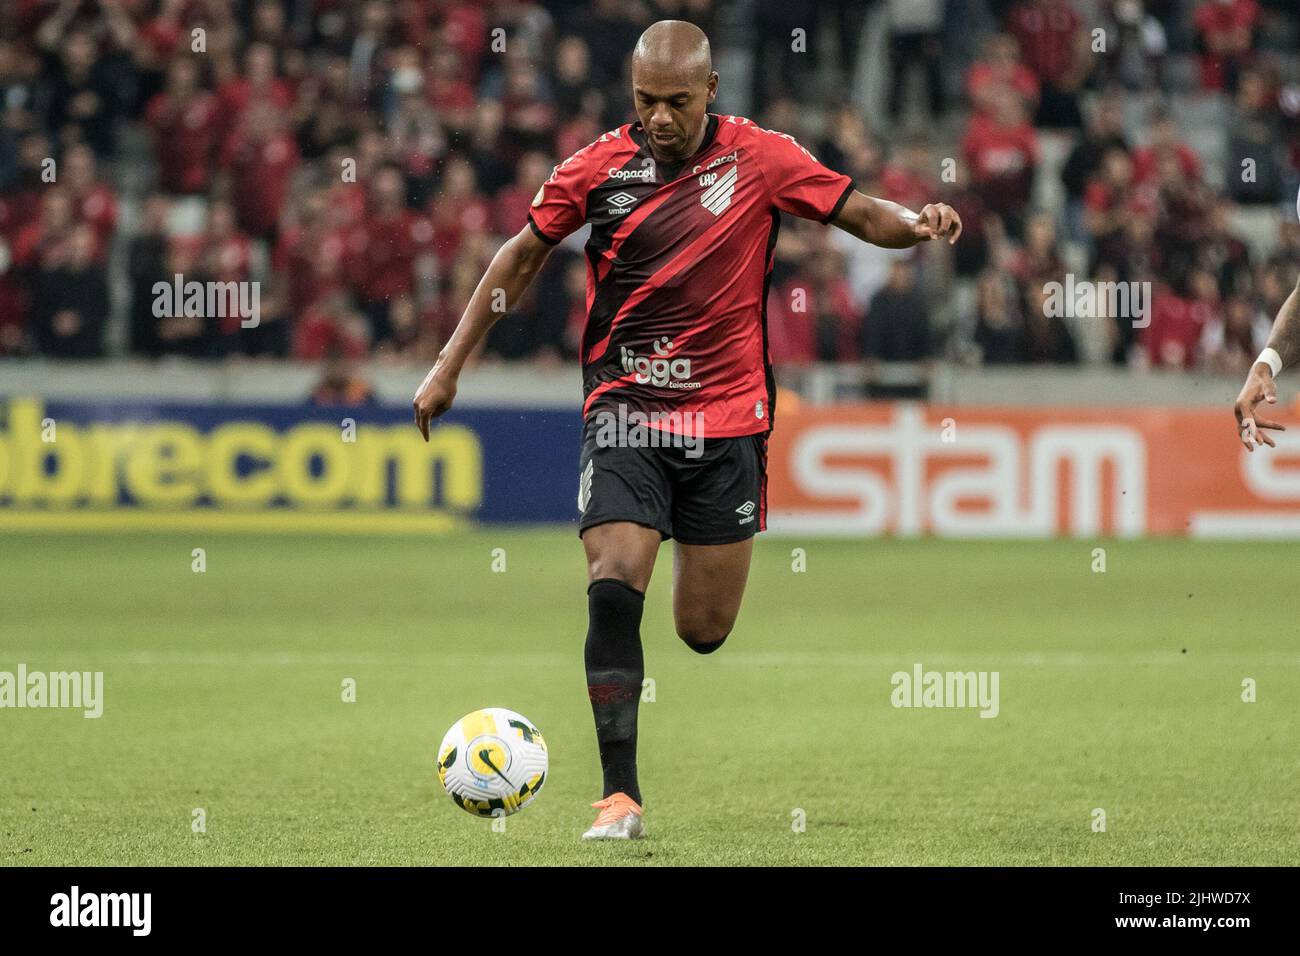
[912,203,962,245]
[1233,362,1285,451]
[413,364,458,442]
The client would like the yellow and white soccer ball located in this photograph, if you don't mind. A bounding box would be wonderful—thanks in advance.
[437,708,548,817]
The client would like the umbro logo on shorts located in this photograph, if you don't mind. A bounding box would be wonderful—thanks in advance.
[736,500,755,524]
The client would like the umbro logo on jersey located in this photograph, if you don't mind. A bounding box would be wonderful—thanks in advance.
[700,164,738,216]
[608,191,637,214]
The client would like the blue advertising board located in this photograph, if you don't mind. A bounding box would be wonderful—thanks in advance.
[0,397,583,532]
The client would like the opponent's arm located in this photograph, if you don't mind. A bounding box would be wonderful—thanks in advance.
[413,225,555,440]
[1233,274,1300,451]
[831,191,962,249]
[1264,279,1300,371]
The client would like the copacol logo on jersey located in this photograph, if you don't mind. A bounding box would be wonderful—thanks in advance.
[620,337,698,388]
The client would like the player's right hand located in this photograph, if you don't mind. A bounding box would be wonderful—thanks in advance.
[1233,363,1285,451]
[413,365,457,442]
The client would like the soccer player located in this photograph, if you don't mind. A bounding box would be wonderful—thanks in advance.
[413,20,962,839]
[1233,188,1300,451]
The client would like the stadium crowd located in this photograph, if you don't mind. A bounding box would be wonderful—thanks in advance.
[0,0,1298,377]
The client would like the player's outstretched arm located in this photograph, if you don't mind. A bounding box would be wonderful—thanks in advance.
[412,225,555,440]
[830,191,962,249]
[1234,275,1300,451]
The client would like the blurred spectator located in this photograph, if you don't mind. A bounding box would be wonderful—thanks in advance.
[430,153,491,269]
[1193,0,1259,94]
[575,0,642,88]
[973,269,1027,363]
[274,190,348,320]
[751,0,817,115]
[198,200,253,352]
[967,33,1041,119]
[879,137,937,212]
[552,36,593,118]
[126,192,171,357]
[154,240,209,358]
[1084,147,1143,273]
[310,351,377,405]
[347,164,434,347]
[1225,67,1287,205]
[887,0,947,122]
[1201,292,1268,374]
[769,236,858,363]
[1007,0,1090,129]
[494,150,552,236]
[1095,0,1168,92]
[860,259,932,362]
[219,102,301,239]
[32,223,107,357]
[1061,95,1129,187]
[145,56,222,195]
[296,291,371,360]
[1013,210,1067,290]
[1022,281,1080,363]
[1061,93,1130,239]
[1142,269,1221,369]
[1132,108,1202,185]
[62,143,116,260]
[1198,198,1252,294]
[962,86,1039,235]
[38,26,128,157]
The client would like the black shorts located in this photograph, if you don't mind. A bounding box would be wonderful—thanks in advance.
[576,418,768,545]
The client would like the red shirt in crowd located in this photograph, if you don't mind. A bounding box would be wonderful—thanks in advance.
[274,226,349,317]
[346,210,434,304]
[1007,0,1081,87]
[1132,143,1203,185]
[72,183,117,260]
[962,113,1039,214]
[1193,0,1259,91]
[429,193,491,270]
[221,129,301,236]
[1143,288,1214,369]
[145,90,223,194]
[967,62,1041,112]
[766,275,858,364]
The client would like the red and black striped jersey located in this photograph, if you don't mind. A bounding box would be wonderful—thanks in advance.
[527,113,854,438]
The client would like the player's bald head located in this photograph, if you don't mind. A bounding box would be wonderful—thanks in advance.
[632,20,712,84]
[630,20,718,161]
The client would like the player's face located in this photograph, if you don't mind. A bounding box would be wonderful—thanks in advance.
[631,62,717,162]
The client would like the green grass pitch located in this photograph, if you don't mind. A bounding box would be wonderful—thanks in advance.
[2,529,1297,866]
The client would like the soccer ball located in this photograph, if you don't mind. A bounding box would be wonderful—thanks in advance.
[437,707,548,818]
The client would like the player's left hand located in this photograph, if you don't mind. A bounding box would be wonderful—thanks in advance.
[912,203,962,245]
[1234,362,1286,451]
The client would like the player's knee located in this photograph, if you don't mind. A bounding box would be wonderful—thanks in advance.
[587,559,644,591]
[675,612,733,653]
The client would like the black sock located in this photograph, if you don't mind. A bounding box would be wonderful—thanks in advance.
[585,578,644,805]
